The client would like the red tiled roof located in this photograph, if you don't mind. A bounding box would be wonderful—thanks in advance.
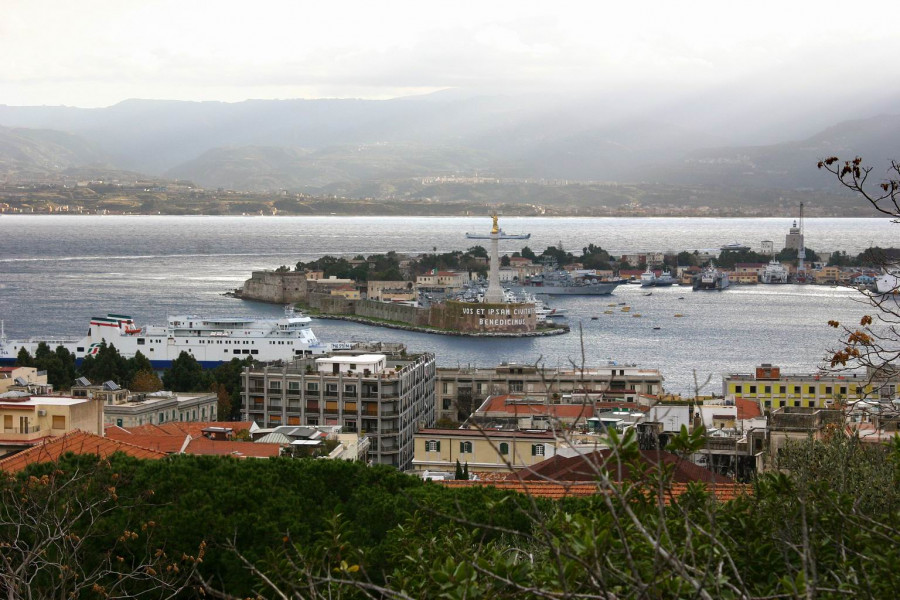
[735,398,762,420]
[0,430,167,473]
[521,450,733,484]
[476,396,596,420]
[104,421,277,457]
[182,438,282,458]
[109,421,253,438]
[102,432,188,454]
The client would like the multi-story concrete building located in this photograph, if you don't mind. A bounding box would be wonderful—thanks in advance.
[436,362,664,422]
[242,352,436,470]
[723,364,879,410]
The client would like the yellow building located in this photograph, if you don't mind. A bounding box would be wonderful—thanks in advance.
[723,364,876,410]
[0,394,104,457]
[412,428,559,473]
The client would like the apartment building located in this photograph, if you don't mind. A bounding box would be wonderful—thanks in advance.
[436,362,664,422]
[242,352,436,470]
[723,364,879,410]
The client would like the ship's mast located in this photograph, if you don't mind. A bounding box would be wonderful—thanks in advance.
[797,202,806,278]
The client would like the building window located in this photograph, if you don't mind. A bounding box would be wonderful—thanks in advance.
[807,386,815,394]
[779,386,786,394]
[531,444,545,457]
[344,384,357,395]
[499,442,509,455]
[269,381,281,390]
[793,386,801,394]
[307,382,319,392]
[509,380,524,392]
[459,441,473,453]
[734,385,742,394]
[749,385,756,394]
[52,415,66,429]
[794,401,801,407]
[764,400,771,408]
[288,381,300,391]
[426,440,441,452]
[764,385,771,394]
[442,398,452,410]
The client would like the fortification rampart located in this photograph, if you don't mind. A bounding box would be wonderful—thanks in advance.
[239,271,309,304]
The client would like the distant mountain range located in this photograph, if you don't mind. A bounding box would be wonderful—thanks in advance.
[0,94,898,197]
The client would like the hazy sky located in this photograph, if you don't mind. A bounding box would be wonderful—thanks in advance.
[3,0,899,108]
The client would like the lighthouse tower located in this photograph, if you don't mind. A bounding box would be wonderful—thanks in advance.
[465,214,530,304]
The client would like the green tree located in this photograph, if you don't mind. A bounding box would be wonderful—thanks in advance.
[78,342,128,385]
[676,250,698,266]
[15,347,33,367]
[520,246,536,260]
[163,351,209,392]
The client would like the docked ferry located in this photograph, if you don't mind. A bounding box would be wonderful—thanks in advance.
[0,308,334,368]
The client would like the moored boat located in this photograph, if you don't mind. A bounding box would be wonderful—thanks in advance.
[693,264,730,291]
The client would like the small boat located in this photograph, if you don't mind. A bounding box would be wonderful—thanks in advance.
[653,326,661,330]
[591,316,599,320]
[603,310,614,314]
[678,297,684,300]
[607,303,617,307]
[643,292,653,296]
[632,314,642,318]
[674,313,685,318]
[621,306,631,312]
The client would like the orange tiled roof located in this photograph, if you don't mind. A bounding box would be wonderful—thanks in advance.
[0,430,167,473]
[182,437,283,458]
[102,432,188,454]
[108,421,253,438]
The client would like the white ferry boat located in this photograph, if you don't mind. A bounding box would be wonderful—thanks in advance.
[0,308,334,368]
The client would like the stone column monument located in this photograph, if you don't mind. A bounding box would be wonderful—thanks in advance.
[465,214,530,303]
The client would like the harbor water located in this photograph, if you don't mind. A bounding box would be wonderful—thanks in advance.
[0,215,893,395]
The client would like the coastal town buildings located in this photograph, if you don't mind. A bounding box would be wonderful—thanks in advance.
[242,352,436,469]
